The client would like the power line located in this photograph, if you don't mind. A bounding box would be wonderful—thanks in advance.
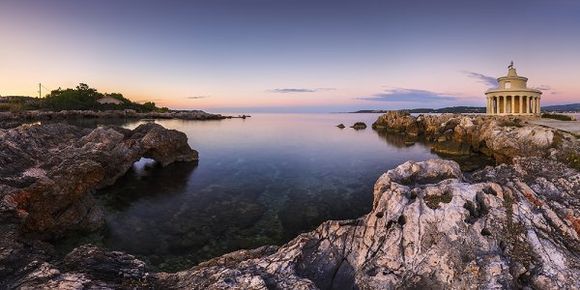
[37,83,52,98]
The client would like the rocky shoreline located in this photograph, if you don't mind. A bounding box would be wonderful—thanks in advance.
[0,110,246,129]
[0,122,197,288]
[372,111,579,169]
[1,112,579,289]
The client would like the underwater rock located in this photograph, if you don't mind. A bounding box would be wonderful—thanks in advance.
[2,157,578,289]
[151,158,579,289]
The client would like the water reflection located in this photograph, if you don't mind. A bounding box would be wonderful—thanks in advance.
[97,158,198,211]
[374,129,494,171]
[61,113,491,272]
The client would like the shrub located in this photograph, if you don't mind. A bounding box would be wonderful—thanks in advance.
[541,113,575,121]
[0,103,23,112]
[42,83,163,112]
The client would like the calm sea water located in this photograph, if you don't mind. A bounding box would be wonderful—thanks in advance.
[85,113,471,271]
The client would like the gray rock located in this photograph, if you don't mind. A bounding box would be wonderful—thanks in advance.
[0,122,198,288]
[372,111,579,167]
[152,158,579,289]
[351,122,367,130]
[1,119,579,289]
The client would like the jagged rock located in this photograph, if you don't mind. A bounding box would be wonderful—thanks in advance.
[0,122,197,238]
[372,111,579,167]
[2,158,578,289]
[0,122,197,288]
[151,158,579,289]
[3,245,152,289]
[372,111,420,136]
[1,117,579,289]
[351,122,367,130]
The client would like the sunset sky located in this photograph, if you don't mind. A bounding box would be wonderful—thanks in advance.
[1,0,579,112]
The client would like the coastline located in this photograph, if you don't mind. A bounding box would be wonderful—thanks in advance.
[0,112,578,289]
[0,109,250,129]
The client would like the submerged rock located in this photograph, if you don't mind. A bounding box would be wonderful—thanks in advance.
[150,158,578,289]
[2,157,578,289]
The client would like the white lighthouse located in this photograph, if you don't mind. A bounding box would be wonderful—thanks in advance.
[485,62,542,115]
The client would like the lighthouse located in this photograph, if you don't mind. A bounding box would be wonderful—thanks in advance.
[485,62,542,115]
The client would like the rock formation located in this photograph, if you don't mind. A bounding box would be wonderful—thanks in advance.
[4,157,578,289]
[372,111,579,168]
[1,114,578,289]
[150,158,579,289]
[351,122,367,130]
[0,122,197,288]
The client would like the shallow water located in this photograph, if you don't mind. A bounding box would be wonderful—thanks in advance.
[84,113,484,271]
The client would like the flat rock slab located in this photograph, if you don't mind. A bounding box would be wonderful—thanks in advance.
[530,119,580,135]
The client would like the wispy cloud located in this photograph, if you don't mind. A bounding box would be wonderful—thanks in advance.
[533,85,551,91]
[357,88,458,102]
[187,96,210,99]
[463,71,498,87]
[268,88,336,93]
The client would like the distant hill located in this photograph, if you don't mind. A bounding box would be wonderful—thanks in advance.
[352,106,485,114]
[542,103,580,112]
[352,103,580,114]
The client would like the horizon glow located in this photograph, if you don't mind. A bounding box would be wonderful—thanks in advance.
[1,0,579,113]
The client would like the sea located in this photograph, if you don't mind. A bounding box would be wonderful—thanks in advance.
[57,113,492,271]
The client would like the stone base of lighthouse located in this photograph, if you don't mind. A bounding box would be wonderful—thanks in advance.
[486,95,541,115]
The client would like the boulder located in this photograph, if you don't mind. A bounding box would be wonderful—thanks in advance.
[0,123,197,239]
[0,122,198,287]
[351,122,367,130]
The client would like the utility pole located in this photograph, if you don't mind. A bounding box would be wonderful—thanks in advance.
[38,83,42,98]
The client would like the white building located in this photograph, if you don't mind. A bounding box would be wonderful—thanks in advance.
[485,63,542,115]
[97,96,123,105]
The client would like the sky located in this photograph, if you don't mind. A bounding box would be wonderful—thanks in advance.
[1,0,579,113]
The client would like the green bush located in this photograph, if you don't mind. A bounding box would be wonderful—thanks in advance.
[567,152,580,171]
[541,113,575,121]
[42,83,162,112]
[0,103,23,112]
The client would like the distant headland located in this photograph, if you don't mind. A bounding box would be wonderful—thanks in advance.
[351,103,580,114]
[0,83,250,128]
